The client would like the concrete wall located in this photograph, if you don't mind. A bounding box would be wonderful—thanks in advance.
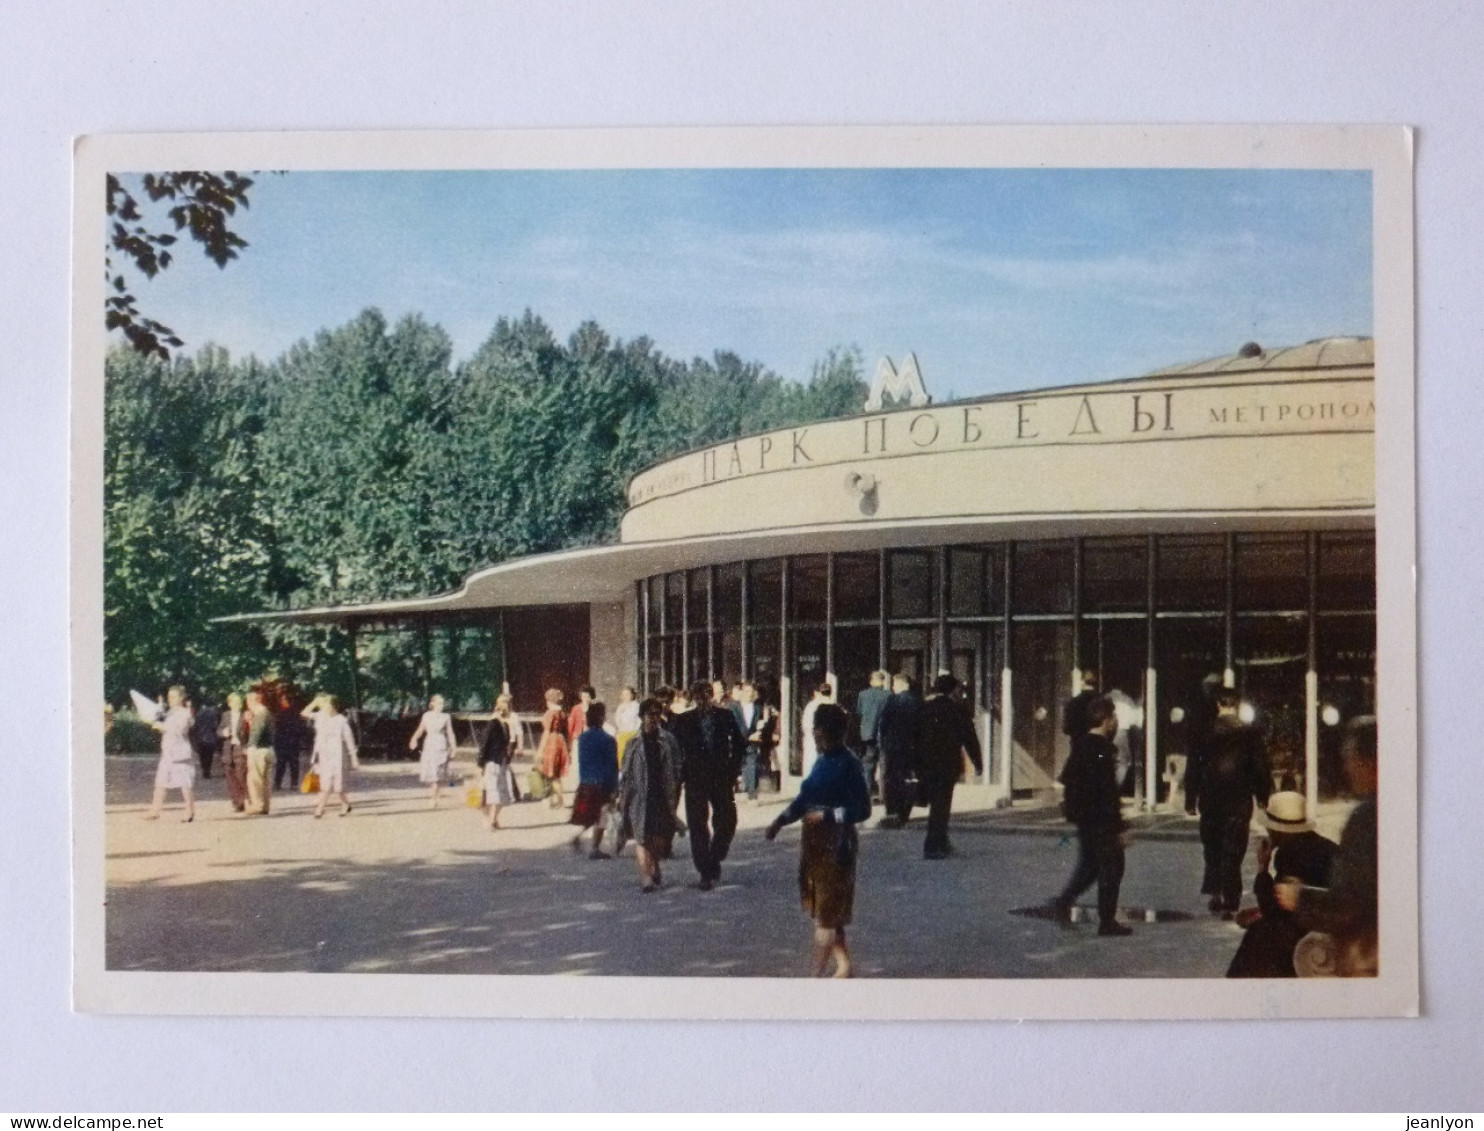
[588,598,635,703]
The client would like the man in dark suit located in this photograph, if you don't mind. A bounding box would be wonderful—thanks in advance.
[670,680,745,890]
[1053,696,1133,936]
[1189,690,1271,916]
[854,670,891,803]
[1061,669,1098,743]
[729,681,775,802]
[876,673,921,828]
[915,674,983,859]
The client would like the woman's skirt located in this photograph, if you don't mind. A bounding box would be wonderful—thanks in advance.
[418,746,449,785]
[569,782,614,827]
[539,734,569,780]
[154,755,196,791]
[483,761,515,806]
[798,820,858,929]
[317,754,347,794]
[616,731,637,767]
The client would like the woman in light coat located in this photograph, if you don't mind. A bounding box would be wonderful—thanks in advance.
[303,694,360,817]
[616,698,682,892]
[145,685,196,822]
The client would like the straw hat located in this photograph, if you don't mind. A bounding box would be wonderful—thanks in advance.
[1261,791,1314,833]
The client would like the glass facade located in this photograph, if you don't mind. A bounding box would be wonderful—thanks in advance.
[638,531,1376,799]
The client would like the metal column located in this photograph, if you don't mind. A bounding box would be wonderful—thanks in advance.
[706,565,716,679]
[1223,532,1237,688]
[998,542,1015,800]
[1305,531,1320,818]
[1071,538,1084,695]
[1144,533,1158,812]
[824,552,835,681]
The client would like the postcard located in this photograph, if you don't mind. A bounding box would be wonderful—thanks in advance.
[72,124,1416,1018]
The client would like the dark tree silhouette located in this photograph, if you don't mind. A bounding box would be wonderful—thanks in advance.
[105,171,255,359]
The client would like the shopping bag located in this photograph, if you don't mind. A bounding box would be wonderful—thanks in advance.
[465,784,484,808]
[525,768,549,801]
[300,770,320,794]
[605,801,629,856]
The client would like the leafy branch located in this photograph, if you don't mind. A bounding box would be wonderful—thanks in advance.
[105,171,255,359]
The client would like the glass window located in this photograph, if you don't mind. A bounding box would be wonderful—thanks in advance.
[948,548,987,617]
[984,544,1004,613]
[686,631,710,685]
[1083,537,1148,613]
[1235,533,1308,611]
[833,552,881,621]
[790,554,829,623]
[1156,534,1226,611]
[1077,617,1146,699]
[1234,614,1308,738]
[659,636,682,688]
[646,575,664,634]
[750,628,780,689]
[749,559,783,625]
[719,630,743,684]
[948,624,989,711]
[687,568,710,629]
[1013,540,1074,615]
[1317,614,1377,797]
[833,625,882,711]
[714,563,744,629]
[1318,531,1375,611]
[888,550,937,619]
[665,572,686,629]
[887,626,936,687]
[1154,617,1225,798]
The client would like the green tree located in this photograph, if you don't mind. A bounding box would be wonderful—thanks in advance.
[103,345,282,701]
[256,308,460,606]
[103,303,867,707]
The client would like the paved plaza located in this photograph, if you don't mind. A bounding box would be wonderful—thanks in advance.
[103,754,1353,979]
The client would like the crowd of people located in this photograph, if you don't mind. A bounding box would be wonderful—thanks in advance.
[1053,667,1379,976]
[126,664,1379,979]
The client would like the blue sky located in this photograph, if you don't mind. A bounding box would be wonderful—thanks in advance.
[118,167,1372,398]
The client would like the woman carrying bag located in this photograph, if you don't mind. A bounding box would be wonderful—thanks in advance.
[478,694,519,830]
[302,694,360,818]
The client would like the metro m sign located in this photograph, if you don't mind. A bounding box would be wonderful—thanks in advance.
[864,354,932,412]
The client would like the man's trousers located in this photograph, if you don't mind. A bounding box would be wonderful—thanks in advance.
[1059,827,1127,923]
[683,772,738,883]
[245,747,275,814]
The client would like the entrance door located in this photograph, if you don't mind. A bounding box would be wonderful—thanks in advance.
[1011,622,1074,792]
[887,626,937,690]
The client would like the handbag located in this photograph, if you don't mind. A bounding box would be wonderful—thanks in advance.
[465,783,484,808]
[300,770,320,794]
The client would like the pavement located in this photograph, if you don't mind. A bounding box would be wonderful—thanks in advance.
[102,754,1357,979]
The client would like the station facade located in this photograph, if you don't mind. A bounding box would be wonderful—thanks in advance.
[244,337,1377,812]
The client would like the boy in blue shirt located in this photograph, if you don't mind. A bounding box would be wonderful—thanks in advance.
[766,703,872,977]
[570,701,619,859]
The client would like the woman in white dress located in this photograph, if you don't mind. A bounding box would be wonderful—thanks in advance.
[145,684,196,822]
[303,694,360,817]
[799,683,835,778]
[613,685,641,766]
[409,693,457,808]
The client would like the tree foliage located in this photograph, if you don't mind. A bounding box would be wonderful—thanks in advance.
[105,171,255,360]
[103,309,866,704]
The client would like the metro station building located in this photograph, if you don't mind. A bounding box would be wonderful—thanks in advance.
[245,337,1377,812]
